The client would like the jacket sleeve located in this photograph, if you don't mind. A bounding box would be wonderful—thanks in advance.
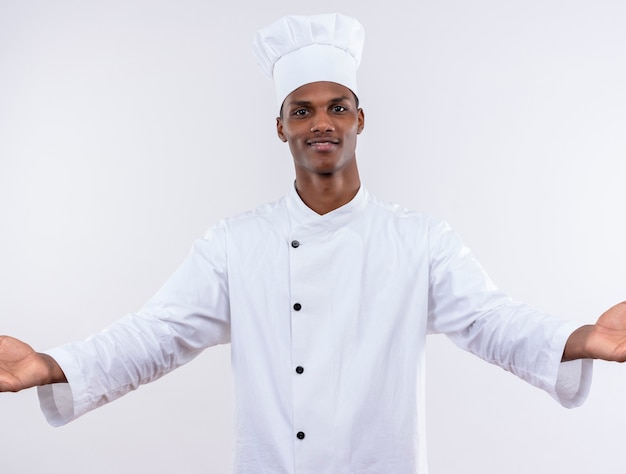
[37,223,231,426]
[425,218,592,408]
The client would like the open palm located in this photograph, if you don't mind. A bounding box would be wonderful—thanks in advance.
[0,336,53,392]
[589,302,626,362]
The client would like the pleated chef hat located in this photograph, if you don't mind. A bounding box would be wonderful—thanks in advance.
[253,13,365,109]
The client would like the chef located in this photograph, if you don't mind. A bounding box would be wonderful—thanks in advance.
[1,13,625,474]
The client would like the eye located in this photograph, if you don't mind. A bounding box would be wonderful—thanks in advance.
[292,108,309,117]
[331,105,347,113]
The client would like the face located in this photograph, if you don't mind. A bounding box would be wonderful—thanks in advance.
[276,81,365,178]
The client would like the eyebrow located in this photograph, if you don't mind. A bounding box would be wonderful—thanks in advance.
[288,96,352,108]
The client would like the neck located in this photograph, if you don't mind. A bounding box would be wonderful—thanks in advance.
[294,169,361,215]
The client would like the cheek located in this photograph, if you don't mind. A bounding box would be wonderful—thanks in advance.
[344,127,359,145]
[287,139,303,159]
[283,128,306,148]
[280,125,301,144]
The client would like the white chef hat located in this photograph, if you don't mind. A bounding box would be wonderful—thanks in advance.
[253,13,365,110]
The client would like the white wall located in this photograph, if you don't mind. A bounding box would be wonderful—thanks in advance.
[1,1,625,473]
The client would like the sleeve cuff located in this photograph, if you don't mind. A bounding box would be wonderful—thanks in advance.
[36,345,88,427]
[549,321,594,408]
[554,358,593,408]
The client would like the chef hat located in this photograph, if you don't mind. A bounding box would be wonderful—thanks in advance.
[253,13,365,109]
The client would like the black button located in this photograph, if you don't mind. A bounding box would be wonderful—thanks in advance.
[297,431,305,440]
[295,366,304,374]
[291,240,300,248]
[293,303,302,311]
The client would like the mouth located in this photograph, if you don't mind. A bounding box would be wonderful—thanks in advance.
[307,138,340,151]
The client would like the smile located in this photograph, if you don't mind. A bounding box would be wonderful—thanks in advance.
[307,138,340,151]
[309,143,338,152]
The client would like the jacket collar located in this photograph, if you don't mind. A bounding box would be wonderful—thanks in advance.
[286,182,369,229]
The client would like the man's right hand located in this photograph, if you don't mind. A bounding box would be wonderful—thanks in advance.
[0,336,66,392]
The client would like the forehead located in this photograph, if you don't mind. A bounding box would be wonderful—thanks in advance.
[283,81,355,107]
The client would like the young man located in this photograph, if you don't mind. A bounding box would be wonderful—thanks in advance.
[1,13,626,474]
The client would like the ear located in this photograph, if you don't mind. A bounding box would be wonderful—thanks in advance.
[356,108,365,135]
[276,117,288,142]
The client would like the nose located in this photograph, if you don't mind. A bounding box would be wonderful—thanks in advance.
[310,112,335,133]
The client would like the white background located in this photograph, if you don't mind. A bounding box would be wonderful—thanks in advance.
[1,1,625,473]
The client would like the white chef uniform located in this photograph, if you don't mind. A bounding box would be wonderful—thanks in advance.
[38,185,592,473]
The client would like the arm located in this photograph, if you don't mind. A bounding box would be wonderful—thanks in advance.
[562,302,626,362]
[0,336,67,392]
[426,218,591,407]
[35,228,231,427]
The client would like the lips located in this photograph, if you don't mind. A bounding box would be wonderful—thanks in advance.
[307,137,340,151]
